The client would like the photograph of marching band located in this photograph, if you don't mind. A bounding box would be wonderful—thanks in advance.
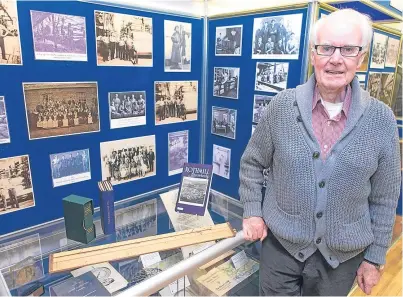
[50,148,91,188]
[164,20,191,72]
[212,144,231,179]
[215,25,242,56]
[255,62,289,93]
[30,11,87,61]
[0,0,22,65]
[367,72,381,98]
[0,155,35,216]
[370,32,387,69]
[168,130,189,176]
[178,176,208,206]
[211,106,237,139]
[100,135,156,186]
[379,73,395,106]
[155,81,198,125]
[213,67,240,99]
[252,13,302,60]
[23,82,100,140]
[385,37,399,68]
[0,96,10,144]
[253,94,272,124]
[95,10,152,66]
[109,91,146,129]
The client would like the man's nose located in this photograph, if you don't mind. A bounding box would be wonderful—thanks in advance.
[329,48,344,63]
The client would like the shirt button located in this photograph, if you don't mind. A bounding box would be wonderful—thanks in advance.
[298,252,304,259]
[316,238,322,244]
[319,181,325,188]
[297,115,302,122]
[316,212,323,219]
[293,101,298,106]
[324,144,328,149]
[313,152,320,159]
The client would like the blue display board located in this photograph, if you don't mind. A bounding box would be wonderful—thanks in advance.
[329,1,400,22]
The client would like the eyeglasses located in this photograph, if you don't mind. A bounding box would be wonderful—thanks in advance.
[314,45,363,57]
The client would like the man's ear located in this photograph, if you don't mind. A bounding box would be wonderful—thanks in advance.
[310,47,315,67]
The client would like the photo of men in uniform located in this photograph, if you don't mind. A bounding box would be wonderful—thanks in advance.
[367,72,382,99]
[155,81,198,125]
[95,10,152,66]
[0,155,35,216]
[211,106,237,139]
[385,37,399,68]
[253,94,272,124]
[213,67,239,99]
[215,25,242,56]
[23,82,100,140]
[164,20,191,72]
[379,73,395,106]
[100,135,156,186]
[168,130,188,176]
[370,32,387,69]
[212,144,231,179]
[255,62,289,93]
[30,11,87,61]
[109,91,146,129]
[252,13,302,59]
[0,96,10,144]
[0,0,22,65]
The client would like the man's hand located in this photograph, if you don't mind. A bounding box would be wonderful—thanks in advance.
[356,261,382,295]
[243,217,268,242]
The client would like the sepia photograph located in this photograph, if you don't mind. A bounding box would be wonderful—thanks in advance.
[255,62,289,93]
[0,96,10,144]
[30,11,87,61]
[0,0,22,65]
[370,33,388,69]
[95,10,152,66]
[211,106,237,139]
[168,130,188,176]
[215,25,242,56]
[252,13,302,60]
[109,91,146,129]
[385,37,399,68]
[253,94,272,123]
[23,82,100,140]
[358,52,369,72]
[155,81,198,125]
[178,176,208,206]
[379,72,395,106]
[213,67,240,99]
[164,20,191,72]
[367,72,382,99]
[50,148,91,188]
[100,135,156,186]
[0,155,35,216]
[212,144,230,179]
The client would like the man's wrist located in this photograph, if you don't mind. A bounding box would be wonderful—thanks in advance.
[363,259,384,271]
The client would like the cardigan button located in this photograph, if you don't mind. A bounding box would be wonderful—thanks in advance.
[319,181,325,188]
[313,152,320,159]
[297,115,302,122]
[293,100,298,106]
[298,252,304,259]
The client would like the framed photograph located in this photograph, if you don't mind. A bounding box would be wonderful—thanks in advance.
[215,25,242,56]
[168,130,189,176]
[0,0,22,65]
[100,135,156,186]
[255,62,289,93]
[211,106,237,139]
[30,11,87,61]
[95,10,152,67]
[0,96,11,144]
[367,72,382,99]
[155,81,198,125]
[109,91,146,129]
[50,149,91,188]
[385,37,399,68]
[213,67,240,99]
[253,94,272,124]
[356,73,366,82]
[379,72,395,106]
[212,144,230,179]
[0,155,35,216]
[358,52,369,72]
[251,13,302,60]
[370,33,388,69]
[23,82,100,140]
[164,20,191,72]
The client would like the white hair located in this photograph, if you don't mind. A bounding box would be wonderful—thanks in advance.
[310,9,373,52]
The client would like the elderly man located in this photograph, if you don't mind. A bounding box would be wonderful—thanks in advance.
[239,9,401,296]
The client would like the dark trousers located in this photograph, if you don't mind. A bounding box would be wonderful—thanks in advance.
[259,232,364,296]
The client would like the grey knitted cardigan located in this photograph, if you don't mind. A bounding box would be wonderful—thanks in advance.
[239,74,401,268]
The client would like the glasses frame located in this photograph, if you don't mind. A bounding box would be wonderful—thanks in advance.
[314,45,363,57]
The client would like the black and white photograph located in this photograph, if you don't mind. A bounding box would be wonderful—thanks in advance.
[370,33,388,69]
[95,10,152,66]
[253,94,272,123]
[168,130,188,176]
[30,11,87,61]
[215,25,242,56]
[50,149,91,188]
[213,67,240,99]
[155,81,198,125]
[379,72,395,106]
[211,106,237,139]
[164,20,191,72]
[0,0,22,65]
[0,96,10,144]
[118,258,142,285]
[367,72,382,99]
[109,91,146,129]
[178,176,208,206]
[100,135,156,186]
[255,62,288,93]
[0,155,35,216]
[385,37,399,68]
[212,144,231,179]
[23,82,100,140]
[356,73,366,82]
[252,13,302,59]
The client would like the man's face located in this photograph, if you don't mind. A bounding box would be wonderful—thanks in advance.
[311,22,365,92]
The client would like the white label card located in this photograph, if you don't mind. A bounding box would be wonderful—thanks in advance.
[231,250,248,270]
[169,275,190,295]
[140,252,161,268]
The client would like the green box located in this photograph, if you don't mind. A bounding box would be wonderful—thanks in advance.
[62,195,96,244]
